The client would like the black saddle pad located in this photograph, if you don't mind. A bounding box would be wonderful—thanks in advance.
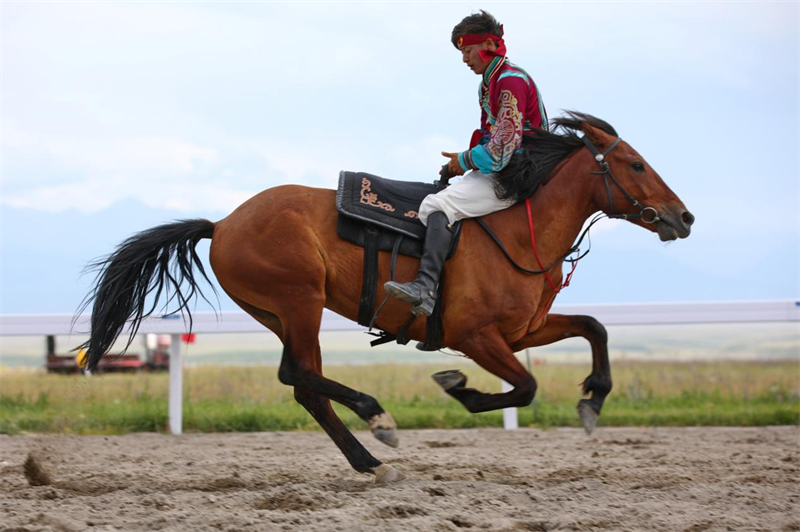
[335,171,461,259]
[336,171,438,239]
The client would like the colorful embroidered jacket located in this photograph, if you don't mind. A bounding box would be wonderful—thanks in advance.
[458,56,548,174]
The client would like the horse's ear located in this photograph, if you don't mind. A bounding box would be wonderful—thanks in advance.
[582,123,615,150]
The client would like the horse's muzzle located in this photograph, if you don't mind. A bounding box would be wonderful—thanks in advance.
[656,206,694,241]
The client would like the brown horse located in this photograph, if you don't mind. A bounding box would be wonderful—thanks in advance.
[80,114,693,483]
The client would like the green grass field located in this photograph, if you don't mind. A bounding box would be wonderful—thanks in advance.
[1,361,797,435]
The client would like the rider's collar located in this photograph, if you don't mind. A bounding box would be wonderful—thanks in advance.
[482,56,505,88]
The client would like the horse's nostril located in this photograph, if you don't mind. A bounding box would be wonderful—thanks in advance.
[681,211,695,226]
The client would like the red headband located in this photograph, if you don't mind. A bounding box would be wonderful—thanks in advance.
[457,28,507,61]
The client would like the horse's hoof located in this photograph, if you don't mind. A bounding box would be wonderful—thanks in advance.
[369,412,399,448]
[577,399,599,435]
[373,428,399,448]
[432,370,467,391]
[373,464,407,484]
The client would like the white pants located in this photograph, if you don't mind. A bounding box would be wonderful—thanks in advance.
[418,171,515,226]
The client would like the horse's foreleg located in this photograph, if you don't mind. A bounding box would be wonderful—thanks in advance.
[512,314,612,433]
[434,332,537,413]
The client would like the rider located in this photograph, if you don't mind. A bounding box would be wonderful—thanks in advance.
[384,10,548,316]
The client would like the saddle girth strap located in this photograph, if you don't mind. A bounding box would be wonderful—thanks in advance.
[358,226,446,349]
[357,225,381,327]
[424,278,445,349]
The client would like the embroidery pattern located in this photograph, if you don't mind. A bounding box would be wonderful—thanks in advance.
[486,89,523,170]
[360,178,395,212]
[404,211,418,219]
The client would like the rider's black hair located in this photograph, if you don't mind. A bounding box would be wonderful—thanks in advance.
[451,10,503,49]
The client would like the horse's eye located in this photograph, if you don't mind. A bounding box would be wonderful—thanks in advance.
[631,162,645,173]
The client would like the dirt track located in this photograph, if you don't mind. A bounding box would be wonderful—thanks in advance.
[1,427,798,532]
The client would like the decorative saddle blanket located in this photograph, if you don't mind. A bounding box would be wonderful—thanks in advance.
[335,171,461,258]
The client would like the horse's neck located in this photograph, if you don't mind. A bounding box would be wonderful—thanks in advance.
[509,150,598,266]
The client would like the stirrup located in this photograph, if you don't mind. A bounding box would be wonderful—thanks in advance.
[415,341,440,352]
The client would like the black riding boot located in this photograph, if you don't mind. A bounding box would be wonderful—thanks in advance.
[384,211,453,317]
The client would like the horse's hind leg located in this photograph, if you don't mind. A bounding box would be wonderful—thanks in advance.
[434,330,538,413]
[291,342,404,483]
[293,388,404,483]
[512,314,612,434]
[229,294,404,480]
[226,274,400,444]
[278,332,398,447]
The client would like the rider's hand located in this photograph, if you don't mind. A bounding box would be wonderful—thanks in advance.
[441,152,466,176]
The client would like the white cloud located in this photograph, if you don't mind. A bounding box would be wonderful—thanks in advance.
[1,174,257,215]
[1,2,796,237]
[1,126,371,213]
[584,217,625,235]
[253,142,357,186]
[47,137,218,174]
[144,182,256,214]
[1,2,797,310]
[390,136,462,176]
[3,180,120,213]
[1,126,254,213]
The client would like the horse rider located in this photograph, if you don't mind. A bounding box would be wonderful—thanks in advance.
[384,10,549,316]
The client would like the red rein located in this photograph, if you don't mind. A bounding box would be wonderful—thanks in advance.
[525,198,579,328]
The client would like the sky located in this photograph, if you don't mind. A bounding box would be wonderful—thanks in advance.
[1,1,798,315]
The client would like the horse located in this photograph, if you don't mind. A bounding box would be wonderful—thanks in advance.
[78,113,694,483]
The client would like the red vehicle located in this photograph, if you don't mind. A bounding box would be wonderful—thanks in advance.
[44,335,168,374]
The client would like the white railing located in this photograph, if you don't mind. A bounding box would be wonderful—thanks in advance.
[2,300,798,433]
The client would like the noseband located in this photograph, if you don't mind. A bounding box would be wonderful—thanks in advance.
[582,136,660,224]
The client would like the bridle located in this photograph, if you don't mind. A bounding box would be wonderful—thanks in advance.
[473,134,663,277]
[582,136,660,224]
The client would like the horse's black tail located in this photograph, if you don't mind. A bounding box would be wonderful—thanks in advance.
[76,219,217,372]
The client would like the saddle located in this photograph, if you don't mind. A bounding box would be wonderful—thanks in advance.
[335,171,462,348]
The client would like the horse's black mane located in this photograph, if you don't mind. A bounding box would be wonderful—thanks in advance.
[494,111,618,203]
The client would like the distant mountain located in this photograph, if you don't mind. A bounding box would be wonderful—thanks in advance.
[1,199,227,314]
[1,200,797,314]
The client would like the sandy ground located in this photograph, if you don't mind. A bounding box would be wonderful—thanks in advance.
[1,427,798,532]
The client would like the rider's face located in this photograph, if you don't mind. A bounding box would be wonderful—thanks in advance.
[460,39,497,75]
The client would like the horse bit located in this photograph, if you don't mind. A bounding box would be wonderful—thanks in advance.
[582,136,660,224]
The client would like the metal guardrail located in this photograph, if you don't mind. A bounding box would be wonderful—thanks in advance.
[1,300,798,433]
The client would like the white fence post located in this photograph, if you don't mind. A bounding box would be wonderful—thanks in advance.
[501,380,518,430]
[168,334,183,435]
